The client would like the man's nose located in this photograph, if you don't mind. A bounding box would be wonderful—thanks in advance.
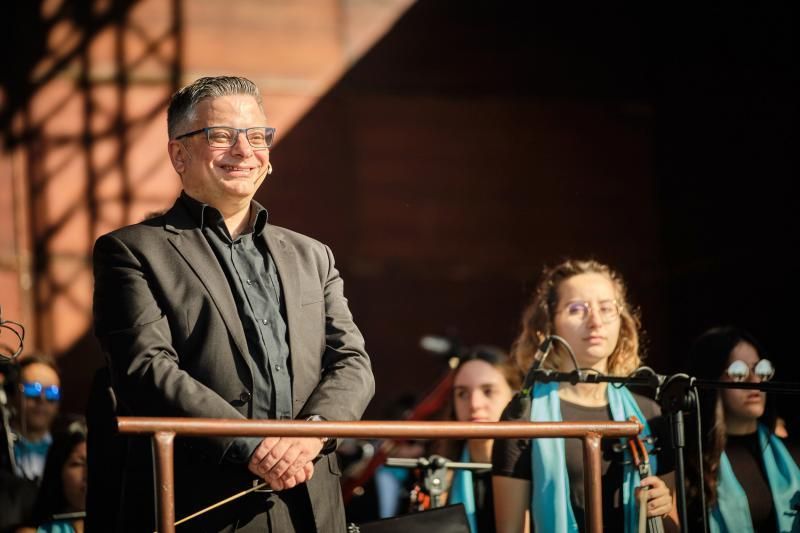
[230,131,254,157]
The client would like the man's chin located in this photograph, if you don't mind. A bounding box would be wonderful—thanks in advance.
[221,182,259,198]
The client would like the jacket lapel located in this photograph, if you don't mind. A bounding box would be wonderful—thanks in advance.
[263,227,302,399]
[163,204,251,362]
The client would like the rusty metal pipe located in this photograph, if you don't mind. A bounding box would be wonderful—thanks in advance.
[118,418,640,439]
[154,431,176,533]
[118,418,642,532]
[582,433,604,533]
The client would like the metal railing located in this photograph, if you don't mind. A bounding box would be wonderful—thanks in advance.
[117,417,642,533]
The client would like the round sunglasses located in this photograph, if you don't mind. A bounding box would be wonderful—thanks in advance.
[725,359,775,382]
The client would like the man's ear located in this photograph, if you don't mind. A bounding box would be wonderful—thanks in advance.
[168,140,189,175]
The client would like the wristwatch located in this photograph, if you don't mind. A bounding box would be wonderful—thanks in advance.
[305,415,330,444]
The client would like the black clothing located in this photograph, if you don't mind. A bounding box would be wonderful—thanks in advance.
[181,192,293,461]
[726,432,777,533]
[492,391,674,532]
[471,470,495,533]
[0,470,37,533]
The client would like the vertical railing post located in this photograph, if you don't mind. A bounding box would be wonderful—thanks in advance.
[582,433,603,533]
[154,431,176,533]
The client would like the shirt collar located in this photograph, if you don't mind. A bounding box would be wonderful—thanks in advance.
[180,191,268,237]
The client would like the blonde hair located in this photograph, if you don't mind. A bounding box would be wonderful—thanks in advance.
[512,259,642,376]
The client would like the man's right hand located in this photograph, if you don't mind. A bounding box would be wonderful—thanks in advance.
[248,436,323,490]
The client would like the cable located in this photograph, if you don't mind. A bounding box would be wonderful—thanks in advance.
[550,335,582,378]
[692,386,708,533]
[0,304,26,360]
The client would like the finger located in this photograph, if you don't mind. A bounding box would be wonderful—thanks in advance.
[250,437,280,466]
[304,462,314,481]
[646,495,671,516]
[647,503,670,517]
[639,475,663,489]
[260,439,292,477]
[275,438,323,480]
[281,474,300,490]
[270,477,285,491]
[268,444,303,481]
[285,467,307,486]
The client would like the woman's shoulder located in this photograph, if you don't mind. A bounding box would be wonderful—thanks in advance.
[630,390,662,420]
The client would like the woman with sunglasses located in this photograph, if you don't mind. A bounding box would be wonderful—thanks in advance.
[492,259,679,532]
[12,356,61,483]
[685,326,800,532]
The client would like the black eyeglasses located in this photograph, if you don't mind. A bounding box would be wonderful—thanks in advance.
[725,359,775,382]
[174,126,276,150]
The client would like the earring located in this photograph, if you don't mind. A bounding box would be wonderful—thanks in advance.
[267,162,273,175]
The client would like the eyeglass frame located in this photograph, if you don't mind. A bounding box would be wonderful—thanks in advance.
[556,299,622,324]
[724,359,775,382]
[173,126,276,150]
[21,381,61,402]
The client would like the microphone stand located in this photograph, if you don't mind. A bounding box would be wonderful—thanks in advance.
[384,454,491,510]
[523,367,800,533]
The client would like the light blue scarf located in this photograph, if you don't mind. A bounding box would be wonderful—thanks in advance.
[449,446,478,533]
[529,382,655,532]
[37,520,76,533]
[710,424,800,533]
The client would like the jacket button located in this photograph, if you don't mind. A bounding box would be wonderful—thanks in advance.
[239,391,252,403]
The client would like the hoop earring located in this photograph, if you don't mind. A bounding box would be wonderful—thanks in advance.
[267,163,273,175]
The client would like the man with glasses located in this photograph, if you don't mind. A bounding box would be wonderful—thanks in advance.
[92,76,374,532]
[11,355,61,483]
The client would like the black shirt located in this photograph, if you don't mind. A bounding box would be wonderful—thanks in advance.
[726,432,777,532]
[180,192,293,463]
[492,391,674,532]
[446,466,496,533]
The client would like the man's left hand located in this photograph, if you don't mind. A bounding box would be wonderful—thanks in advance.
[248,436,324,490]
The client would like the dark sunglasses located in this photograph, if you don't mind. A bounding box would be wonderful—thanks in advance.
[725,359,775,382]
[21,381,61,402]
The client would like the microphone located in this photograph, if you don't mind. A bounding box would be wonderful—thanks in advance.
[520,336,554,393]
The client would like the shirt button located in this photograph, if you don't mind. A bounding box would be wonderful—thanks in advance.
[275,365,282,372]
[261,319,268,325]
[246,279,252,285]
[239,391,252,403]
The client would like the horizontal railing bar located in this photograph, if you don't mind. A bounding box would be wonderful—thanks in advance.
[117,418,641,439]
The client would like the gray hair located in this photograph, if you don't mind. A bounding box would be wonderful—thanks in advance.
[167,76,264,139]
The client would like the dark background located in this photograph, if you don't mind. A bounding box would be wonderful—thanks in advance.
[261,2,796,420]
[11,1,792,424]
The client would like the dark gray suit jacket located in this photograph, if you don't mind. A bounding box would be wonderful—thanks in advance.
[92,198,374,532]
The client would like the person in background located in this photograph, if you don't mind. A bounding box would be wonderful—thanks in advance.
[685,326,800,532]
[12,356,61,483]
[492,259,678,532]
[436,346,521,532]
[18,420,87,533]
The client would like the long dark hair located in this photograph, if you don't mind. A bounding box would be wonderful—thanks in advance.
[28,419,87,525]
[684,326,776,509]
